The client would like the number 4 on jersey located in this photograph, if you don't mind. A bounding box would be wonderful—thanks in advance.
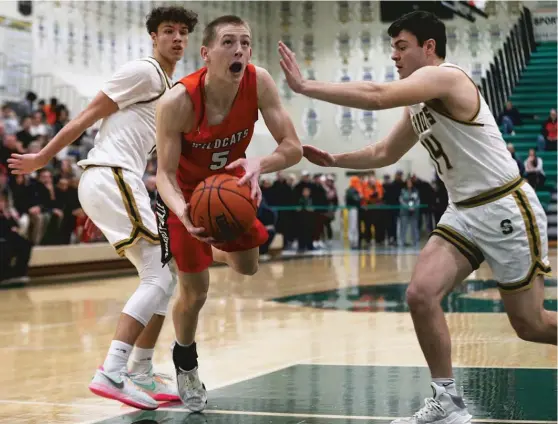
[210,150,230,170]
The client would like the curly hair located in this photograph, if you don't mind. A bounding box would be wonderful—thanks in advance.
[145,6,198,34]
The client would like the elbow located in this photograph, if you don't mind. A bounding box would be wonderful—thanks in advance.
[283,141,303,167]
[291,143,303,165]
[378,143,398,167]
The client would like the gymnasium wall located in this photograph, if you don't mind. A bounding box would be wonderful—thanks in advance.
[9,1,524,187]
[247,1,524,189]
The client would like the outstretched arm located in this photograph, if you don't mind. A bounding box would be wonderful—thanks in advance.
[304,108,418,169]
[278,41,457,110]
[8,92,117,174]
[9,60,160,174]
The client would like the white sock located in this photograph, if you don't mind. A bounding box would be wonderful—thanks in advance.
[129,347,155,374]
[176,339,192,348]
[433,378,458,396]
[103,340,133,373]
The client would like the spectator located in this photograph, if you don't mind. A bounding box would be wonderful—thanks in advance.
[33,169,64,245]
[297,186,314,252]
[431,176,448,226]
[322,175,338,246]
[9,173,43,243]
[1,105,19,135]
[383,171,404,246]
[19,91,37,117]
[524,148,546,190]
[0,193,32,284]
[507,143,525,177]
[30,110,49,138]
[44,97,58,126]
[399,177,420,247]
[345,176,362,249]
[257,197,277,259]
[16,116,37,149]
[498,101,522,135]
[52,106,69,137]
[1,134,24,166]
[270,171,296,249]
[538,108,557,152]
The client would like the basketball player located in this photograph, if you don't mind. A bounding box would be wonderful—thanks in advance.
[8,7,199,410]
[155,15,303,410]
[279,10,556,424]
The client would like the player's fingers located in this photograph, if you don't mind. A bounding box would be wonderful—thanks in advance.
[225,159,242,170]
[237,174,250,185]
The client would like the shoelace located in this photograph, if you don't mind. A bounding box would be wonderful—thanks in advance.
[412,398,446,420]
[178,369,201,391]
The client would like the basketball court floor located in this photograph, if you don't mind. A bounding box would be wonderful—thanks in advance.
[0,247,556,424]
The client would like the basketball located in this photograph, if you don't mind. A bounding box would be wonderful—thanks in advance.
[189,174,258,242]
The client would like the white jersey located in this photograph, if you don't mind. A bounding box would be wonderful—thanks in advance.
[408,63,519,204]
[78,57,172,176]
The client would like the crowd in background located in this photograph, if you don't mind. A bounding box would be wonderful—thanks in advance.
[500,102,557,190]
[0,90,555,283]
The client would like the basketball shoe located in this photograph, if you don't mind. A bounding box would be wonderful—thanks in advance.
[88,367,159,410]
[176,366,207,412]
[129,366,180,401]
[391,382,472,424]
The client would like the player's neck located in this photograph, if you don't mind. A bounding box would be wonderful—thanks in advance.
[152,51,176,78]
[203,75,240,109]
[429,58,445,67]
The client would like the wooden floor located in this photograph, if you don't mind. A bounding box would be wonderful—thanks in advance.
[0,248,556,424]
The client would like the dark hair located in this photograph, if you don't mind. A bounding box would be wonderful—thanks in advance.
[387,11,446,59]
[146,6,198,34]
[202,15,250,47]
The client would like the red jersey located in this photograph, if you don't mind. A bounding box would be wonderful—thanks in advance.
[176,64,259,190]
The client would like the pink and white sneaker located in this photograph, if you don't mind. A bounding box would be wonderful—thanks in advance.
[88,368,158,410]
[130,367,180,402]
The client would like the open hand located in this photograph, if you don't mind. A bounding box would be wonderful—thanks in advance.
[8,153,48,175]
[225,157,262,206]
[278,41,305,94]
[302,145,336,167]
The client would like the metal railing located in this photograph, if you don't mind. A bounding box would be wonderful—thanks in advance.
[480,6,536,115]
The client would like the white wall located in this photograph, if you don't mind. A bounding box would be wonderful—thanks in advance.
[30,1,271,98]
[0,1,33,101]
[246,1,524,193]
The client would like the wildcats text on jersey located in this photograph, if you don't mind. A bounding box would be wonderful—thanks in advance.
[189,129,250,150]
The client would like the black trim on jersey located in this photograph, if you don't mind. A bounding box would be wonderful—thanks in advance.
[156,193,173,268]
[136,59,168,105]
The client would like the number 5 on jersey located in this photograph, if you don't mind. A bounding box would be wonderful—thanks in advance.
[210,150,230,170]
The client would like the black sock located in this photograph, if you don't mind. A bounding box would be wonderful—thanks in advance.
[173,341,198,371]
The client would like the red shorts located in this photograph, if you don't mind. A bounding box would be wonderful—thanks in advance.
[163,177,268,273]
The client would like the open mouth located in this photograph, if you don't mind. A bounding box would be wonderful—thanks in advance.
[229,62,242,73]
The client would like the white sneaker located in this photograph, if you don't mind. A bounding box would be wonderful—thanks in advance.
[130,366,180,402]
[176,366,207,412]
[391,383,472,424]
[89,367,159,410]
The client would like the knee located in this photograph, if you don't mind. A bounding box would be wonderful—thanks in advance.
[237,261,259,276]
[509,315,546,342]
[406,281,436,312]
[180,284,209,310]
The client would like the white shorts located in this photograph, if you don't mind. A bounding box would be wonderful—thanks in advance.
[78,166,159,256]
[433,179,551,293]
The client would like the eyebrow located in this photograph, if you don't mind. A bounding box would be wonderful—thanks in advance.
[392,40,408,47]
